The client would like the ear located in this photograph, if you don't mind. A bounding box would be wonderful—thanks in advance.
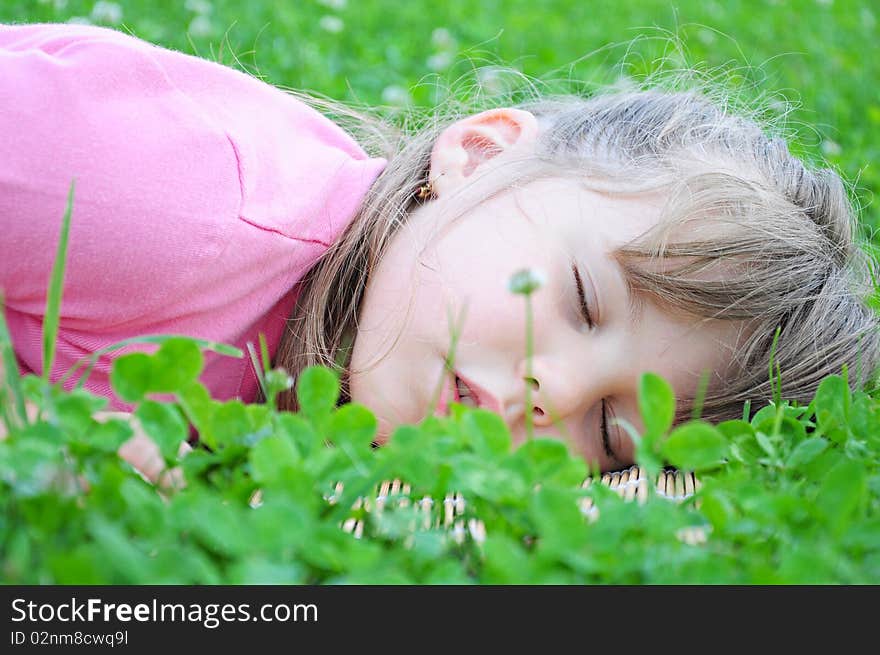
[429,108,539,197]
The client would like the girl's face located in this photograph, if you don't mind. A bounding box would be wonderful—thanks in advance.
[348,109,741,471]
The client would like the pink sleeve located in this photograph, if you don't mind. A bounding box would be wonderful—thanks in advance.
[0,23,242,321]
[0,24,385,407]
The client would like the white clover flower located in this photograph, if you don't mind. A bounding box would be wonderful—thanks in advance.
[184,0,213,14]
[187,15,213,38]
[426,52,453,72]
[507,268,547,295]
[697,28,716,45]
[431,27,456,49]
[476,66,507,97]
[318,0,348,9]
[821,139,842,156]
[766,97,789,116]
[381,85,412,107]
[90,1,123,25]
[318,15,344,34]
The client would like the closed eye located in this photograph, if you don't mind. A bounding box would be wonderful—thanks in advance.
[601,399,622,464]
[572,262,621,464]
[572,263,594,329]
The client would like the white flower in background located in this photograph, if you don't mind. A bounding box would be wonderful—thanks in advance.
[476,66,506,97]
[431,27,456,49]
[187,15,213,38]
[318,0,347,9]
[507,268,547,295]
[821,139,842,156]
[184,0,213,14]
[697,28,716,45]
[66,16,92,25]
[90,1,123,25]
[766,97,789,116]
[318,15,344,34]
[426,51,453,72]
[381,85,412,107]
[427,28,457,73]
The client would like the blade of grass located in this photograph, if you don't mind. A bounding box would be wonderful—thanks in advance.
[768,326,782,407]
[427,301,468,416]
[524,292,534,441]
[246,341,268,402]
[690,368,711,421]
[0,387,8,435]
[0,293,27,429]
[42,180,75,383]
[258,332,271,374]
[332,329,354,374]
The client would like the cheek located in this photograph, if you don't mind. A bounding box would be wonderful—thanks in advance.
[347,362,414,445]
[423,243,546,346]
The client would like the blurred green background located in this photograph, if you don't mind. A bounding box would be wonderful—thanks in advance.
[7,0,880,234]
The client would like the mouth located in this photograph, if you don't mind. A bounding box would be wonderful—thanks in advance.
[435,371,480,416]
[435,370,503,417]
[454,374,480,408]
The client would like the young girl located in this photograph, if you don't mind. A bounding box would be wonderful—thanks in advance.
[2,23,878,478]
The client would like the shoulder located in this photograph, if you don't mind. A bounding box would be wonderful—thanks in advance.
[1,23,386,246]
[0,24,244,324]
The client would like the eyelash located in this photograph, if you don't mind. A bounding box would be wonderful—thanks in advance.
[601,399,615,461]
[572,264,595,329]
[572,264,615,460]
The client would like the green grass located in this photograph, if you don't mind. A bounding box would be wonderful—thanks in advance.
[6,0,880,235]
[4,330,880,583]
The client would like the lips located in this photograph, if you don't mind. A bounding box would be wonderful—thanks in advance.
[434,370,503,417]
[454,375,478,407]
[455,372,503,415]
[437,373,486,416]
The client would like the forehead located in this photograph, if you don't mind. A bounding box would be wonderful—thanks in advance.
[509,177,668,247]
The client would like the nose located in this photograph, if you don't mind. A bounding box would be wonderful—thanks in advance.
[508,355,593,429]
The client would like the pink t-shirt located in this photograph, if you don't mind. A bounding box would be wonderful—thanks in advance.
[0,23,386,410]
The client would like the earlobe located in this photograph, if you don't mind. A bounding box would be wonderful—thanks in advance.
[429,108,539,197]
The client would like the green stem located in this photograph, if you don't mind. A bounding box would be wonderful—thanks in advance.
[525,293,534,441]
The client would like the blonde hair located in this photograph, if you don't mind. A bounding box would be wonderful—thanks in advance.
[273,84,880,426]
